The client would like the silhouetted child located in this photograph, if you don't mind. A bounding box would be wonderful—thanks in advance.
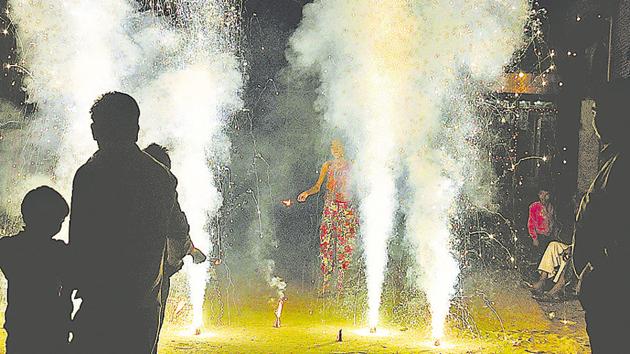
[143,143,206,351]
[143,143,207,270]
[0,186,71,353]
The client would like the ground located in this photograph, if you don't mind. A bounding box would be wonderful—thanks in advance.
[0,271,590,353]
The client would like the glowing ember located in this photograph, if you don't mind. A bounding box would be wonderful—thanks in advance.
[352,328,394,337]
[177,328,217,339]
[419,339,457,350]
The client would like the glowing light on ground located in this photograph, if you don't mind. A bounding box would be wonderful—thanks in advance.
[352,327,396,337]
[418,338,458,350]
[177,329,218,339]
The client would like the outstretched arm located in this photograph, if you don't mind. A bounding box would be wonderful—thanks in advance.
[298,161,329,202]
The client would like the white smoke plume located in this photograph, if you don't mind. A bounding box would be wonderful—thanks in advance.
[0,99,24,214]
[262,259,287,298]
[6,0,140,215]
[7,0,242,331]
[289,0,528,337]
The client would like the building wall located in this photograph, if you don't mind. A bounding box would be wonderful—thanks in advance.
[577,99,599,194]
[611,0,630,80]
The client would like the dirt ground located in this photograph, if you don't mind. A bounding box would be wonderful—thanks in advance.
[0,270,590,353]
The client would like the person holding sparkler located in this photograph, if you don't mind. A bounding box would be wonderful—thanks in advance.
[298,140,358,295]
[68,92,191,354]
[143,143,207,352]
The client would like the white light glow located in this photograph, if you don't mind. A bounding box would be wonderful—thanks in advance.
[9,0,242,330]
[290,0,528,337]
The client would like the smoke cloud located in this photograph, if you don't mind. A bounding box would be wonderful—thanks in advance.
[289,0,528,337]
[7,0,242,330]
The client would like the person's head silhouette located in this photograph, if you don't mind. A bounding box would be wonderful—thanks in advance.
[21,186,69,238]
[144,143,172,169]
[90,92,140,145]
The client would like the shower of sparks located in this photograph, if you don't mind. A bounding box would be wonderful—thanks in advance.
[352,328,395,337]
[289,0,531,338]
[6,0,243,332]
[0,0,567,344]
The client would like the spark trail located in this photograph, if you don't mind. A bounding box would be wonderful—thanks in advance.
[289,0,528,337]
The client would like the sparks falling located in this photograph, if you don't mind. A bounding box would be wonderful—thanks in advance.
[290,0,528,337]
[8,0,242,331]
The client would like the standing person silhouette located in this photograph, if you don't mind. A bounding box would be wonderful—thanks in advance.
[0,186,71,354]
[68,92,190,354]
[573,79,630,353]
[298,140,358,295]
[143,143,206,354]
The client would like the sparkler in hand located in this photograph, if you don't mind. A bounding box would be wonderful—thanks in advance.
[190,247,207,264]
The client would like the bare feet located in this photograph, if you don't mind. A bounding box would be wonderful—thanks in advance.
[546,277,566,298]
[531,279,545,293]
[531,271,548,294]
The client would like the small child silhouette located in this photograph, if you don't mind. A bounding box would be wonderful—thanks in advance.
[0,186,71,354]
[143,143,206,352]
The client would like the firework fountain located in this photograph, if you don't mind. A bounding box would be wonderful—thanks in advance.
[6,0,242,333]
[290,0,528,341]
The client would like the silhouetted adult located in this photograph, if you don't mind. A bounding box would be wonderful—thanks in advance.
[0,186,71,354]
[573,79,630,353]
[68,92,190,354]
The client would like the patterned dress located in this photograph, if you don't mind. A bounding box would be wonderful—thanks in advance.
[319,160,358,292]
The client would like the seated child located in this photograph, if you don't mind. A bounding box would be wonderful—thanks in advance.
[531,241,572,299]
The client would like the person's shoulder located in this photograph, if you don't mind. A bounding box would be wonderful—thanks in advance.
[138,149,177,183]
[323,160,335,170]
[139,150,170,173]
[0,233,21,249]
[49,239,67,253]
[529,201,541,209]
[74,153,100,177]
[50,239,67,247]
[0,234,16,244]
